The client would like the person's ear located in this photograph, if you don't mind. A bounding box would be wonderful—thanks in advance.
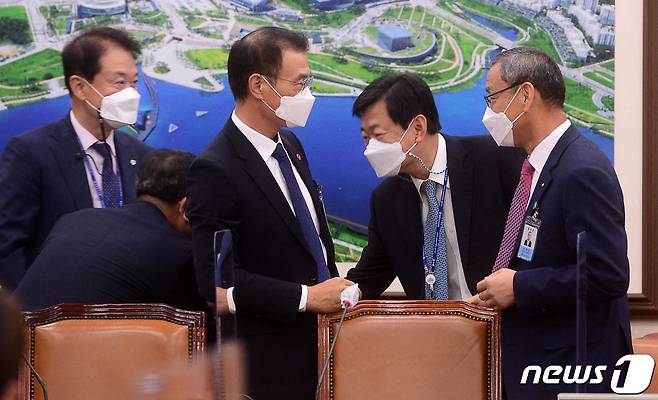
[248,74,267,100]
[411,114,428,142]
[177,196,189,222]
[69,75,89,102]
[521,82,535,112]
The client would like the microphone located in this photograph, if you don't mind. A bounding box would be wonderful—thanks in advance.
[316,284,360,400]
[23,355,48,400]
[213,229,237,341]
[74,152,84,160]
[340,283,360,309]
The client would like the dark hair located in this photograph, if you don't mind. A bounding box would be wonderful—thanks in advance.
[0,289,22,394]
[136,150,196,204]
[352,73,441,133]
[62,27,141,93]
[491,47,565,107]
[228,26,309,101]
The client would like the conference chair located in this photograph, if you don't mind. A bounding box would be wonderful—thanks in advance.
[19,303,206,400]
[317,300,501,400]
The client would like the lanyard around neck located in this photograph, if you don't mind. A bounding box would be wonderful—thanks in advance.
[423,169,449,273]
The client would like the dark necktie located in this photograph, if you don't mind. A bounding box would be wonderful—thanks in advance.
[271,143,330,282]
[91,142,121,208]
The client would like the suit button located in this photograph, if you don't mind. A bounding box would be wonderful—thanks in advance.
[309,277,317,284]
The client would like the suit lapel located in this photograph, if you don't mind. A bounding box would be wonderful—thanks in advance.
[526,126,580,213]
[49,116,93,209]
[282,134,321,218]
[393,176,424,296]
[395,176,423,252]
[225,121,309,253]
[511,126,580,268]
[282,135,337,272]
[443,135,473,269]
[114,132,139,203]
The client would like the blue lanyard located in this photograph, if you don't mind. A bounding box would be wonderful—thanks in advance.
[75,136,124,208]
[423,169,449,273]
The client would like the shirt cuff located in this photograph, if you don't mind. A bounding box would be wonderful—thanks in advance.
[227,286,236,314]
[299,285,308,312]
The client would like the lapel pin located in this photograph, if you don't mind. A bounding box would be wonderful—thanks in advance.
[130,159,137,166]
[296,154,302,161]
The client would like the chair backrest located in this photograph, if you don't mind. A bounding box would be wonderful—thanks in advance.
[317,301,501,400]
[19,304,205,400]
[633,333,658,394]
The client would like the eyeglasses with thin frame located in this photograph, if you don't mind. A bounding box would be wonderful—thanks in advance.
[484,83,520,107]
[268,75,314,94]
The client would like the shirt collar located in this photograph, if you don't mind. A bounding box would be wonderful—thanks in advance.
[69,110,116,156]
[528,119,571,176]
[231,110,282,162]
[412,133,449,194]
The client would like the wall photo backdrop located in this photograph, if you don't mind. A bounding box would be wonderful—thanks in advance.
[0,0,615,261]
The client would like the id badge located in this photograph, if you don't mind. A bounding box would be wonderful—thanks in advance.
[517,215,541,262]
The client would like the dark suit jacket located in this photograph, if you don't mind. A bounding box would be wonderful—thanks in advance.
[0,116,151,289]
[347,134,523,299]
[14,202,204,311]
[503,125,632,399]
[186,118,338,400]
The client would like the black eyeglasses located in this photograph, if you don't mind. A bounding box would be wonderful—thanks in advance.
[484,83,520,107]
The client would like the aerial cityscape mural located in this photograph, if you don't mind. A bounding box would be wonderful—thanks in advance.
[0,0,615,260]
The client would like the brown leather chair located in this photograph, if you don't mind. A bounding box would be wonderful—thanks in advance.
[633,333,658,394]
[317,301,501,400]
[19,304,206,400]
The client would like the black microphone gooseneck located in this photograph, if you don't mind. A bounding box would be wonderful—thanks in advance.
[23,355,48,400]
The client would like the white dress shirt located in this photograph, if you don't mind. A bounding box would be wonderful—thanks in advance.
[226,110,328,313]
[70,110,118,208]
[411,134,472,300]
[526,119,571,209]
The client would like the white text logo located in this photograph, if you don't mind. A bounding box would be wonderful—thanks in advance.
[520,354,655,394]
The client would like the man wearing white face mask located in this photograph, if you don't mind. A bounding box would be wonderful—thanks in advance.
[186,27,353,400]
[470,47,631,399]
[346,73,524,304]
[0,27,152,290]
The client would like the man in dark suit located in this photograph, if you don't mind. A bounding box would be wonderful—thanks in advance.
[472,47,631,398]
[0,27,151,290]
[347,73,523,300]
[186,27,354,400]
[14,150,204,312]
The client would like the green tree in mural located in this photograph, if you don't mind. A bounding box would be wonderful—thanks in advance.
[0,17,31,45]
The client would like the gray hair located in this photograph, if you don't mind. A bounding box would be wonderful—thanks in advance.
[491,47,565,108]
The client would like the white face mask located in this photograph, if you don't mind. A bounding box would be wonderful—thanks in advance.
[363,120,418,178]
[85,81,141,129]
[261,76,316,128]
[482,86,525,147]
